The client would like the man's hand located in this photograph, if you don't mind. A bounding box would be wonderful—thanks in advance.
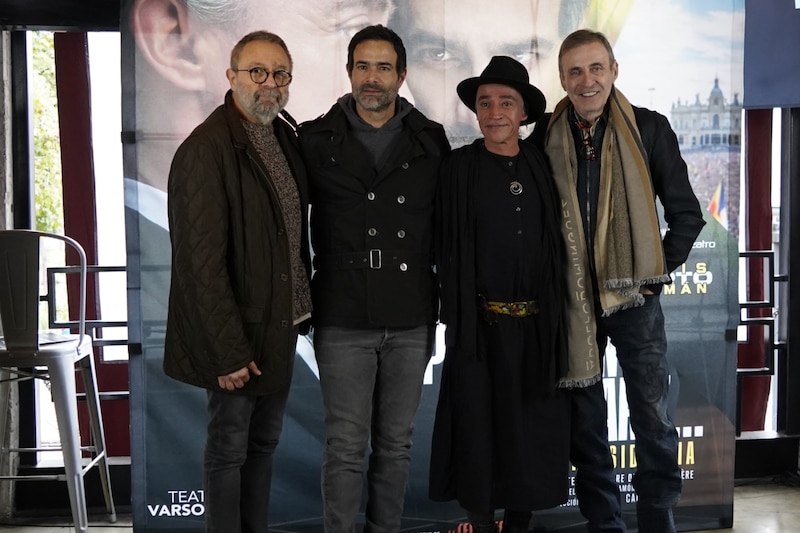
[217,361,262,391]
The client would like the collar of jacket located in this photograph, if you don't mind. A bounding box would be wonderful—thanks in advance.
[219,90,306,200]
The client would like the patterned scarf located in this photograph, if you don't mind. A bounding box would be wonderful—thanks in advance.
[545,88,671,388]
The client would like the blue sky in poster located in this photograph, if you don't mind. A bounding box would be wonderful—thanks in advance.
[612,0,744,116]
[679,0,744,14]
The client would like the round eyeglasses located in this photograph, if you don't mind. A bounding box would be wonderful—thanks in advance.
[235,67,292,87]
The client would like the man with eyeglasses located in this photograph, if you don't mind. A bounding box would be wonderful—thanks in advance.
[298,25,450,532]
[127,2,394,527]
[164,31,311,533]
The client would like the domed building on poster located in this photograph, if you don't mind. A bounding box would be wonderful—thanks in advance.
[670,78,742,150]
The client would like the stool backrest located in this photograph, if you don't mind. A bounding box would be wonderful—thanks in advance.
[0,230,87,352]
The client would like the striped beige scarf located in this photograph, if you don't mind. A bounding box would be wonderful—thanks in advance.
[545,88,671,388]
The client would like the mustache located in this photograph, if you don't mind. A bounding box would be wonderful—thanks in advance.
[254,87,282,102]
[359,83,386,93]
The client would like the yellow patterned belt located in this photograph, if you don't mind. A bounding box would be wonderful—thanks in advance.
[484,299,539,317]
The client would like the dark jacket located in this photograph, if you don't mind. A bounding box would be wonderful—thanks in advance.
[298,99,450,328]
[164,90,310,394]
[529,104,705,278]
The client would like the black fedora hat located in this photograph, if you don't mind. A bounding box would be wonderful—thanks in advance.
[456,56,546,125]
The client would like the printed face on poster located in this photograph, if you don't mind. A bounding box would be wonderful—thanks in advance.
[123,0,743,529]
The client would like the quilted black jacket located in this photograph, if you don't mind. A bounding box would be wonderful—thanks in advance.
[164,90,310,394]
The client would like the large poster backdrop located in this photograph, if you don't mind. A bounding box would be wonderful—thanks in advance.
[122,0,743,530]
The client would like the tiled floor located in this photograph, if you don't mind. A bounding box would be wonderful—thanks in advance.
[692,481,800,533]
[1,480,798,532]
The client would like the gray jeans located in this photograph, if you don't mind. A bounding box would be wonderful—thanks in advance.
[314,325,435,533]
[203,381,291,533]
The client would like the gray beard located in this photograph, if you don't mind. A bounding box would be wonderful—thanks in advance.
[252,108,280,125]
[354,85,396,113]
[250,89,286,124]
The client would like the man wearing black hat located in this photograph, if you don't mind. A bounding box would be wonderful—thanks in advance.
[429,56,571,532]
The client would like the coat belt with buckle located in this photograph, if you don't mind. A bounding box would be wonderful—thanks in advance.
[313,250,429,271]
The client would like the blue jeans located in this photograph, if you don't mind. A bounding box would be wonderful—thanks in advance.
[599,293,681,532]
[203,381,291,533]
[314,325,435,533]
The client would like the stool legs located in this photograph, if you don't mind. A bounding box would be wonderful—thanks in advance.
[78,355,116,522]
[0,352,114,530]
[48,357,88,533]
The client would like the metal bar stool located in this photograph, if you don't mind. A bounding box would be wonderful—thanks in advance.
[0,229,116,532]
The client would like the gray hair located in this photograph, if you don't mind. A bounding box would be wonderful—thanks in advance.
[558,28,616,73]
[184,0,246,26]
[230,31,293,70]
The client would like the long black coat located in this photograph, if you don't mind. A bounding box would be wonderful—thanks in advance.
[429,140,571,512]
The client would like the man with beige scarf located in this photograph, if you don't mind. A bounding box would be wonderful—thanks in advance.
[532,29,706,533]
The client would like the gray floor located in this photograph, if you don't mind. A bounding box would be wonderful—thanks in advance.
[1,481,798,532]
